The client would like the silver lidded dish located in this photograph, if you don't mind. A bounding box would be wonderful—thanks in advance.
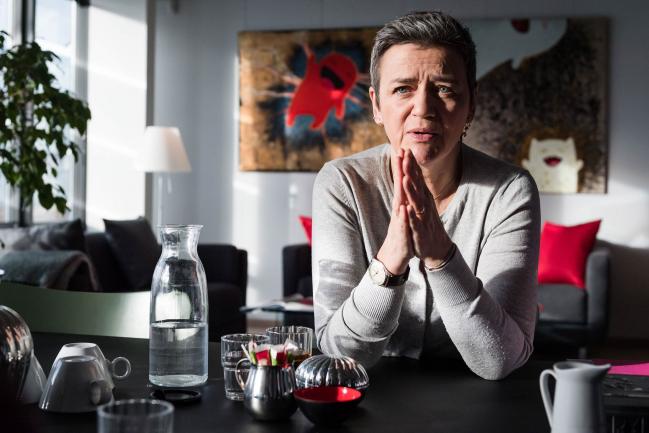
[0,305,34,399]
[295,355,369,395]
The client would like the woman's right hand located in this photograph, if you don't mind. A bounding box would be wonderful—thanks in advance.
[376,148,413,275]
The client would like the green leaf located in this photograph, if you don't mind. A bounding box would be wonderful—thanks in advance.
[53,196,68,214]
[37,185,54,209]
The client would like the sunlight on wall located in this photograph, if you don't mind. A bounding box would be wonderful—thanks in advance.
[540,178,649,245]
[85,3,147,230]
[232,174,263,305]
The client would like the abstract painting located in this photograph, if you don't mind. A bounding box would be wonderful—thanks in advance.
[239,28,382,171]
[239,18,608,194]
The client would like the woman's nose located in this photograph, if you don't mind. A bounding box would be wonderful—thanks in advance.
[411,87,438,119]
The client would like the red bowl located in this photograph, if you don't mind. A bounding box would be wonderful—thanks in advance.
[294,386,362,425]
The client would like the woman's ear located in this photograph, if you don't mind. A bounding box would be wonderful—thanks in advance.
[369,86,383,125]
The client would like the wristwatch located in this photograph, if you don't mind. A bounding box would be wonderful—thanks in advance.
[368,258,409,287]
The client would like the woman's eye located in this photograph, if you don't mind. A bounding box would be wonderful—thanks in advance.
[439,86,455,96]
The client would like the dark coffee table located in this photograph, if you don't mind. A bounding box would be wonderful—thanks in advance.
[19,332,551,433]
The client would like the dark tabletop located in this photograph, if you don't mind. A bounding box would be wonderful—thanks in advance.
[23,332,552,433]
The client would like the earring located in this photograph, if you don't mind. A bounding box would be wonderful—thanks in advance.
[462,122,471,139]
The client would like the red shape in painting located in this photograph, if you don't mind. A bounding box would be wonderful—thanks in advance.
[286,51,358,129]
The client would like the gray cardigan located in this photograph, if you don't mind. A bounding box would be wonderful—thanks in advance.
[312,143,540,380]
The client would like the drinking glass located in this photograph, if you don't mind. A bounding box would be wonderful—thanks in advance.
[97,399,173,433]
[221,333,269,401]
[265,325,314,367]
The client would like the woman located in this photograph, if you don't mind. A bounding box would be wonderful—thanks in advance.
[312,11,540,380]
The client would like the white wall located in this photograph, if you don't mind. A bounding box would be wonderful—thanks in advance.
[85,0,147,230]
[153,0,649,338]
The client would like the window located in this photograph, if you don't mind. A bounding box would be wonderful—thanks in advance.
[0,1,12,34]
[0,0,82,224]
[32,0,79,223]
[0,0,146,227]
[0,1,16,223]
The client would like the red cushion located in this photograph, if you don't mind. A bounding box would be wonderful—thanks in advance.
[538,220,601,289]
[299,215,312,246]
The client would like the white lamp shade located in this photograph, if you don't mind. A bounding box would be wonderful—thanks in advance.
[136,126,192,172]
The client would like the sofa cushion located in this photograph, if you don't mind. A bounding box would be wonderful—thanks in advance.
[538,284,587,324]
[298,215,312,246]
[103,217,161,291]
[297,276,313,297]
[0,219,86,255]
[84,232,131,292]
[538,220,601,289]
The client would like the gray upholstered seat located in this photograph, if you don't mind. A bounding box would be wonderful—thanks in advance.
[538,284,587,324]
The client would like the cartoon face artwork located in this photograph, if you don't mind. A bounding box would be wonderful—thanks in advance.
[286,52,358,130]
[522,137,584,193]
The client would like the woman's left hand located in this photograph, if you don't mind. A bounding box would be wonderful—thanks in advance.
[401,150,454,269]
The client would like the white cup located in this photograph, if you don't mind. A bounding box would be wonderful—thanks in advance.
[39,355,113,413]
[54,343,131,389]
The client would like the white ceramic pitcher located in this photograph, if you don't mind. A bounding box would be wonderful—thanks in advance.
[539,361,610,433]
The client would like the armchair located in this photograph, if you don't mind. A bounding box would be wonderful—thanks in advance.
[198,244,248,339]
[282,243,314,328]
[535,246,610,353]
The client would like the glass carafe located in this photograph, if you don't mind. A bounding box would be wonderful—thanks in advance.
[149,225,208,387]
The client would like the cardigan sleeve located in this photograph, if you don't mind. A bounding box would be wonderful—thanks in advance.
[426,172,541,380]
[311,162,407,368]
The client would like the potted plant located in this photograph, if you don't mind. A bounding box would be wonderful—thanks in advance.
[0,31,91,226]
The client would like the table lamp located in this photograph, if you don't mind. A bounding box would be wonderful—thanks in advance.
[136,126,191,230]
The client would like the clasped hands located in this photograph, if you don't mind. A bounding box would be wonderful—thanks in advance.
[376,148,454,275]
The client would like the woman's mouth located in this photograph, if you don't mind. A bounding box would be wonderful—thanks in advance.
[407,131,439,142]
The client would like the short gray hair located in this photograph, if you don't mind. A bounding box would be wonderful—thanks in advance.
[370,11,476,103]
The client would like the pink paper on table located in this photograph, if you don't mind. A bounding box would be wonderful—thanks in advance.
[608,363,649,376]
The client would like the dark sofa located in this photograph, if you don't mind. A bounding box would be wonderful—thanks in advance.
[0,218,248,342]
[85,231,247,341]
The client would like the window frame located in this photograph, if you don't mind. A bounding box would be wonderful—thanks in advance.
[1,0,87,225]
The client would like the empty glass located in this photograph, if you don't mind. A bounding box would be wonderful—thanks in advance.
[221,334,269,401]
[266,326,314,367]
[97,399,173,433]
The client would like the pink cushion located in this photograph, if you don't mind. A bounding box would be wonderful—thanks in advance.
[538,220,601,289]
[299,215,312,246]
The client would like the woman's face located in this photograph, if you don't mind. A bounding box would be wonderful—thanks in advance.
[369,43,474,169]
